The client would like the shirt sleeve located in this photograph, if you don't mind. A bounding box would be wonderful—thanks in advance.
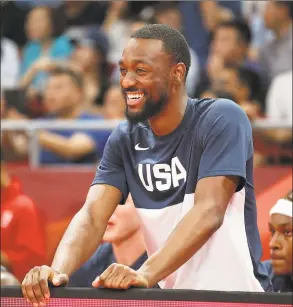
[197,99,253,191]
[91,126,129,203]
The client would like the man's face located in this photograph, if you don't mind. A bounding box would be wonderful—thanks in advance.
[103,196,141,244]
[119,38,172,123]
[263,1,287,30]
[211,27,244,63]
[44,74,81,116]
[212,68,249,103]
[269,213,292,275]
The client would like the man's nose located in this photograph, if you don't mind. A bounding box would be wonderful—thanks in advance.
[269,232,281,250]
[121,72,136,89]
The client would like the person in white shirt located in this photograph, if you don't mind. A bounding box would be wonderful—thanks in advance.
[266,71,292,125]
[1,37,20,90]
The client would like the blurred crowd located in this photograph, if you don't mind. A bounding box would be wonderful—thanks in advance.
[1,0,292,166]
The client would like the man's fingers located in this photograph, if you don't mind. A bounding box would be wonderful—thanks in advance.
[23,270,39,306]
[21,275,29,303]
[99,263,115,282]
[51,273,69,287]
[39,269,50,299]
[119,275,135,289]
[32,267,46,306]
[92,276,101,288]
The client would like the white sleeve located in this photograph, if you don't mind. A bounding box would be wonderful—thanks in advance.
[1,39,20,89]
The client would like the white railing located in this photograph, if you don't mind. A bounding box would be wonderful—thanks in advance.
[1,119,292,168]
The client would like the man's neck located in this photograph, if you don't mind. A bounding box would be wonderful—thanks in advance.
[112,230,146,267]
[275,20,292,40]
[149,88,188,137]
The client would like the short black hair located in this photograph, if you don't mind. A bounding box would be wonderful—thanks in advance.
[49,66,83,89]
[217,19,252,46]
[131,24,191,80]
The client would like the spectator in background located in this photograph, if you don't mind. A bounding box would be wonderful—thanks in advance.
[263,191,292,292]
[1,0,29,48]
[266,71,292,127]
[152,2,200,97]
[242,1,274,62]
[1,36,20,91]
[20,6,73,94]
[207,65,262,121]
[102,84,126,120]
[195,19,259,99]
[258,70,292,165]
[259,1,292,81]
[63,1,108,29]
[1,159,46,281]
[69,195,147,287]
[179,1,240,68]
[38,67,110,164]
[70,29,111,112]
[8,67,111,164]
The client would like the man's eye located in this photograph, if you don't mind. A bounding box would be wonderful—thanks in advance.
[136,68,147,74]
[284,230,292,237]
[119,68,127,75]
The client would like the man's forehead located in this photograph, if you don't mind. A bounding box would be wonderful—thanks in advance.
[121,38,167,63]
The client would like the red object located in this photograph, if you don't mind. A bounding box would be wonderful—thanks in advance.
[1,177,47,281]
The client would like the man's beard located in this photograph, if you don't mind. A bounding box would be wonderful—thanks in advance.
[124,91,169,124]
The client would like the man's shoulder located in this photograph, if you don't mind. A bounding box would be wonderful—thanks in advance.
[193,97,248,122]
[109,120,148,142]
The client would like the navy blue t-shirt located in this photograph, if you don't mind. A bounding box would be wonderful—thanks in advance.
[92,98,272,291]
[69,243,148,287]
[263,260,293,292]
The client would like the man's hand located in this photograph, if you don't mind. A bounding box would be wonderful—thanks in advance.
[21,265,69,306]
[92,263,149,289]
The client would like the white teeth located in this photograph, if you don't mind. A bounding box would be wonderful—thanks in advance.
[127,94,143,100]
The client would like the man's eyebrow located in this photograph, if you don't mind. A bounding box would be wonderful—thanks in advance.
[118,59,154,66]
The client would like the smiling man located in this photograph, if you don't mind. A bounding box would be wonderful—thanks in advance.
[22,24,271,306]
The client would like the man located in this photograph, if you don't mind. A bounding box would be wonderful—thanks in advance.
[69,195,147,287]
[11,67,110,163]
[1,159,46,281]
[208,65,261,121]
[22,24,271,306]
[259,1,292,81]
[263,191,292,292]
[195,19,259,98]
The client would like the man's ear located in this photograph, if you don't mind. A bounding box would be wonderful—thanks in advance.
[173,63,186,83]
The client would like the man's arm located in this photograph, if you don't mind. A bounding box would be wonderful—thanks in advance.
[51,184,121,275]
[22,184,121,305]
[138,176,238,287]
[39,131,96,160]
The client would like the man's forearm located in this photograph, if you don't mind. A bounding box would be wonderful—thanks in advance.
[138,205,223,287]
[51,209,106,276]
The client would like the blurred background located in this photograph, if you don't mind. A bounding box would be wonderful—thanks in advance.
[1,0,292,284]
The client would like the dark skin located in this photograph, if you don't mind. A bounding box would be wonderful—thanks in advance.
[21,38,240,306]
[269,213,292,275]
